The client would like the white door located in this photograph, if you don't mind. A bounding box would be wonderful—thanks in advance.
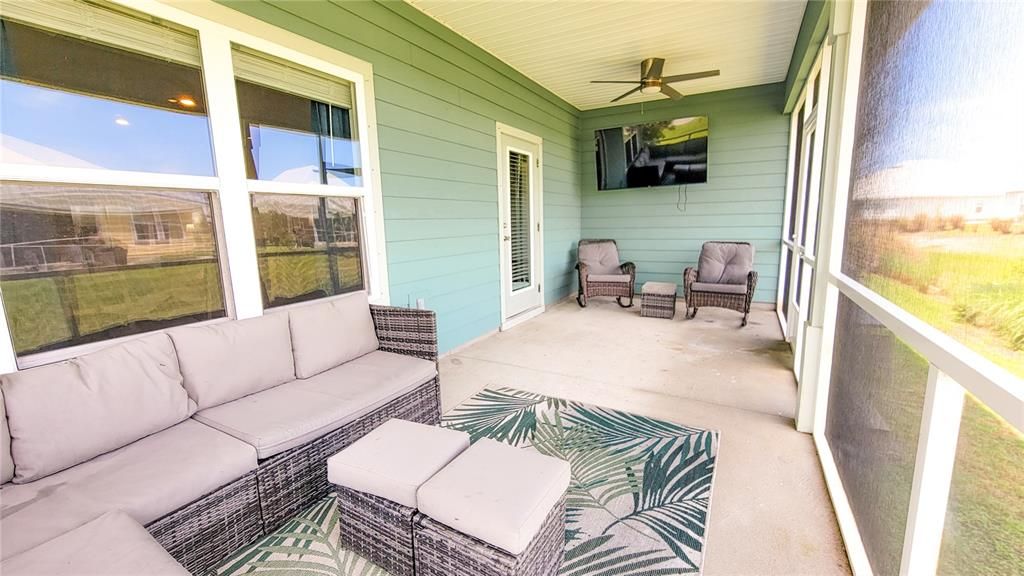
[498,125,543,324]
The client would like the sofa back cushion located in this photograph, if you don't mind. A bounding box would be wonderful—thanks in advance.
[578,240,622,275]
[169,313,294,410]
[289,291,380,379]
[1,389,13,484]
[0,333,191,484]
[698,242,754,285]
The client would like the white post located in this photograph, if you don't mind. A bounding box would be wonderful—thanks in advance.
[198,32,264,319]
[899,366,964,576]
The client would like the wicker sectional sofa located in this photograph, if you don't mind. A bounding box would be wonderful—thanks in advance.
[0,291,440,575]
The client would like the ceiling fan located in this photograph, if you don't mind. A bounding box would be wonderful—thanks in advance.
[591,58,720,103]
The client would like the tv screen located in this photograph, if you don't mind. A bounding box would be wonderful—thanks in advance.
[595,116,708,190]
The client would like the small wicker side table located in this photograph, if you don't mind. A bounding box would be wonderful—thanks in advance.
[326,419,469,576]
[640,281,678,319]
[415,439,570,576]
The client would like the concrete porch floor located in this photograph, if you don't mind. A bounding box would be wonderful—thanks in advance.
[439,297,851,575]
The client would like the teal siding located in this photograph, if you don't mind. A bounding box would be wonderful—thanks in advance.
[579,84,789,303]
[219,0,582,353]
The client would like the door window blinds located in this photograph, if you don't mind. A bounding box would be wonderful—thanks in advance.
[508,150,532,290]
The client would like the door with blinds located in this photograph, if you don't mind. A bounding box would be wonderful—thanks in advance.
[498,126,543,324]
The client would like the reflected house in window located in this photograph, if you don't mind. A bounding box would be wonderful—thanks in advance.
[851,160,1024,224]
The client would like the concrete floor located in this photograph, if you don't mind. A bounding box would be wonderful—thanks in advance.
[439,297,851,575]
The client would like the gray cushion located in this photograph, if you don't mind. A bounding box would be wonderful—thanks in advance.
[0,419,257,558]
[692,281,747,294]
[170,314,295,410]
[0,510,188,576]
[194,351,437,459]
[578,241,622,275]
[697,242,754,285]
[588,274,631,283]
[288,291,380,379]
[2,389,13,485]
[1,334,192,484]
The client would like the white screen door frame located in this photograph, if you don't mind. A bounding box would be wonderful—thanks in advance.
[497,123,544,329]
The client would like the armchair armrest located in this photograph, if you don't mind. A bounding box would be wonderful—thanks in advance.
[683,267,698,293]
[369,304,438,364]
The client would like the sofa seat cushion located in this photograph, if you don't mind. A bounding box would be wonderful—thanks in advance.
[169,313,295,410]
[289,291,380,379]
[416,439,571,555]
[0,419,257,558]
[691,281,747,294]
[194,351,437,459]
[1,333,192,484]
[0,511,188,576]
[588,273,631,283]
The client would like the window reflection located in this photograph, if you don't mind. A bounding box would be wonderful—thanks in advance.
[0,182,226,355]
[0,18,215,175]
[251,194,364,308]
[234,51,361,187]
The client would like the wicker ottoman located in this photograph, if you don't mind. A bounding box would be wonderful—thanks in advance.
[414,439,570,576]
[641,281,678,319]
[326,419,470,576]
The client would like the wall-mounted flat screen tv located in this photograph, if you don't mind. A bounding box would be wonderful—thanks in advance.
[595,116,708,190]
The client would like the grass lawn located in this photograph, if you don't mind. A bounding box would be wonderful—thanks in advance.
[1,263,223,355]
[865,231,1023,574]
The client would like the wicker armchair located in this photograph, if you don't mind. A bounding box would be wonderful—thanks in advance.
[576,239,636,308]
[683,241,758,326]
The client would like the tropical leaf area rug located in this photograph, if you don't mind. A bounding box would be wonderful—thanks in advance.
[212,387,720,576]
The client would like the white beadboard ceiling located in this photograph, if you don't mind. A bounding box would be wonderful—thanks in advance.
[407,0,808,111]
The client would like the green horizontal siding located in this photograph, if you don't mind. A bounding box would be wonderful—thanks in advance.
[220,0,583,352]
[579,84,789,303]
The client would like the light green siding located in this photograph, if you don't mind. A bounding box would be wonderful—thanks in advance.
[579,84,789,302]
[218,0,582,352]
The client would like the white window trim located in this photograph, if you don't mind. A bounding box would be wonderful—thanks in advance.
[0,0,389,372]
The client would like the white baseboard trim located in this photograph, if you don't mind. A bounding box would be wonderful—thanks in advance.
[440,328,499,359]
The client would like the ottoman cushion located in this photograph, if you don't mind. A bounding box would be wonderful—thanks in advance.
[327,419,469,508]
[416,438,570,555]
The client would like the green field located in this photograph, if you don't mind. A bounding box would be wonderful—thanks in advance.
[865,231,1023,574]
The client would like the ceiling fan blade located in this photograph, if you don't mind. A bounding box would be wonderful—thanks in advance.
[611,86,642,103]
[590,80,640,84]
[641,57,665,80]
[661,84,684,100]
[662,69,720,83]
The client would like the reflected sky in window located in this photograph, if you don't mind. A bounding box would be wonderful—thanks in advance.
[0,80,215,176]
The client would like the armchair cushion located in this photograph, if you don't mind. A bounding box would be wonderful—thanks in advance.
[589,274,631,283]
[697,242,754,285]
[578,240,623,275]
[691,282,747,295]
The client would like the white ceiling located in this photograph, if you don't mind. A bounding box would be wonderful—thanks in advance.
[408,0,808,111]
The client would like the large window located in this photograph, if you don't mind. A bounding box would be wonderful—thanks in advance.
[0,6,214,175]
[251,194,364,308]
[820,1,1024,574]
[233,46,361,187]
[0,0,383,368]
[0,183,224,355]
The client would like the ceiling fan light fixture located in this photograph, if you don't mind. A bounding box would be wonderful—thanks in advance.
[640,85,661,95]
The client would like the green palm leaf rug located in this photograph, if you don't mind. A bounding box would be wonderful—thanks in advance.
[213,387,720,576]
